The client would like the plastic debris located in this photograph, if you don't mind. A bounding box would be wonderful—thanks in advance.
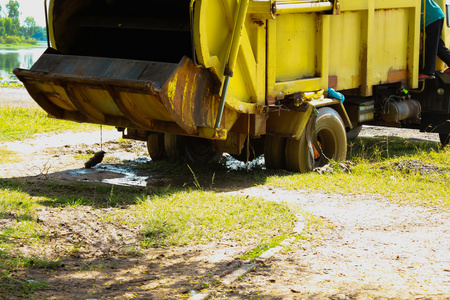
[328,87,345,102]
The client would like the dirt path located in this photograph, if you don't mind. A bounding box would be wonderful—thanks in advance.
[0,87,40,108]
[222,187,450,299]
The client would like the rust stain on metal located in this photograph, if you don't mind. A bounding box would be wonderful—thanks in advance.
[387,69,407,84]
[328,75,338,90]
[160,57,239,138]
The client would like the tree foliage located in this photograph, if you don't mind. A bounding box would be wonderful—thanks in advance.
[0,0,46,44]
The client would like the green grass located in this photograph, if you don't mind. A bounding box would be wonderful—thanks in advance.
[0,82,23,88]
[0,178,298,297]
[0,271,49,298]
[0,186,39,220]
[0,43,41,48]
[0,181,61,297]
[239,234,289,261]
[0,107,103,141]
[104,190,296,247]
[0,146,20,163]
[267,136,450,209]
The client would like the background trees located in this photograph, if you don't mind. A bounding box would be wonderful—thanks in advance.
[0,0,46,44]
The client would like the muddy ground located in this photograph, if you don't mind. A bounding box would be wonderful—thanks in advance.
[1,88,449,299]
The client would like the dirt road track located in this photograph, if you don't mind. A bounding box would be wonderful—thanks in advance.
[223,187,450,299]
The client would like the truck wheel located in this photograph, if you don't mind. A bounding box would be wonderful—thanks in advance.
[231,137,264,162]
[147,133,166,161]
[346,125,362,140]
[164,133,184,162]
[285,130,312,173]
[440,133,450,146]
[285,107,347,172]
[264,135,287,169]
[183,137,223,164]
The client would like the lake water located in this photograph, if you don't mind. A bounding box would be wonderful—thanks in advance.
[0,42,47,84]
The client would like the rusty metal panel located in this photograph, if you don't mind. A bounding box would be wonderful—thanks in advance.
[14,51,239,140]
[160,57,240,139]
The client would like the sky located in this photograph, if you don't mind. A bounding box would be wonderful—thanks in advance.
[0,0,47,27]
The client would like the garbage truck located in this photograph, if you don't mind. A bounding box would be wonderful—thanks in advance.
[14,0,450,172]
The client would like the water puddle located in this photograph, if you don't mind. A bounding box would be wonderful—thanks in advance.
[65,155,266,188]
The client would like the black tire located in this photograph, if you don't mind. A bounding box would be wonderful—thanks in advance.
[231,137,265,162]
[440,133,450,146]
[264,135,287,170]
[285,107,347,172]
[183,136,223,164]
[346,125,362,140]
[285,129,312,173]
[147,133,166,161]
[164,133,184,162]
[164,134,222,163]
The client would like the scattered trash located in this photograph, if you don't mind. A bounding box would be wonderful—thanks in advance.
[393,160,441,175]
[313,161,353,174]
[328,87,345,102]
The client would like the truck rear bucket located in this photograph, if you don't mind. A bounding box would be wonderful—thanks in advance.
[14,49,237,139]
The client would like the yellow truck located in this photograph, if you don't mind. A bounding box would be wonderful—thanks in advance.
[14,0,450,172]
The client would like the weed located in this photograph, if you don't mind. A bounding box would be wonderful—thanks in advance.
[22,256,61,269]
[0,271,48,298]
[187,164,201,189]
[121,244,145,257]
[106,186,119,207]
[79,263,107,271]
[240,234,289,261]
[201,282,210,289]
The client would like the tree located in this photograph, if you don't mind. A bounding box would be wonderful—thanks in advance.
[0,18,5,37]
[24,16,36,38]
[33,27,47,41]
[6,0,19,20]
[5,0,20,36]
[3,17,13,36]
[0,0,46,44]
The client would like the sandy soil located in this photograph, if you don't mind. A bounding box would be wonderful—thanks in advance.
[221,187,450,299]
[0,88,449,299]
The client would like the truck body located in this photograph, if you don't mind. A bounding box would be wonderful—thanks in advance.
[14,0,450,172]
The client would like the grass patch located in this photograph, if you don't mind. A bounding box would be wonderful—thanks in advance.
[0,187,40,219]
[0,146,20,163]
[0,82,23,88]
[0,271,49,298]
[267,137,450,209]
[0,186,60,298]
[239,209,335,261]
[0,178,296,297]
[0,107,104,141]
[113,190,296,247]
[240,234,289,261]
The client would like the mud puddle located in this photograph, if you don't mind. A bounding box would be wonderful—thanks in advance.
[74,155,264,189]
[1,128,265,190]
[68,160,171,188]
